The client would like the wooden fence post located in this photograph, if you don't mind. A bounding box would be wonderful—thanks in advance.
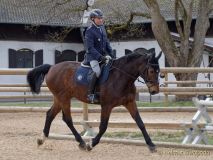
[83,102,88,121]
[164,73,168,107]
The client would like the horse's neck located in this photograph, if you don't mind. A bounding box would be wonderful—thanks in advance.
[113,57,145,81]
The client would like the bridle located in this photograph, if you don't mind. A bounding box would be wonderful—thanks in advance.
[110,60,160,103]
[111,60,160,86]
[140,61,160,86]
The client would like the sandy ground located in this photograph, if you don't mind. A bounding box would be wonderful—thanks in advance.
[0,111,213,160]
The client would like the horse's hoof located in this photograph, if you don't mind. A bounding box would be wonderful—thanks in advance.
[37,138,44,147]
[148,144,157,153]
[78,143,87,151]
[86,142,93,151]
[37,133,47,147]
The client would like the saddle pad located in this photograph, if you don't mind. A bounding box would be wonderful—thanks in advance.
[74,62,111,86]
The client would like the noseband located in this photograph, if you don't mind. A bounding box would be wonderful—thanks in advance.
[111,61,160,86]
[140,61,159,86]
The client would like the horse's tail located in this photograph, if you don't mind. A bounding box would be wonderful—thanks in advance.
[27,64,51,94]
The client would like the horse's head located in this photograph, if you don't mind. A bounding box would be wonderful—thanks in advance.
[138,48,162,95]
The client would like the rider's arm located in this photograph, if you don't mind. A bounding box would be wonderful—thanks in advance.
[85,30,102,60]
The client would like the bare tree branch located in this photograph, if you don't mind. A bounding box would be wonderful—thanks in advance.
[175,0,184,40]
[107,12,150,35]
[190,0,211,67]
[45,27,74,42]
[143,0,180,66]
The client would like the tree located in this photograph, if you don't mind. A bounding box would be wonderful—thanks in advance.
[143,0,213,100]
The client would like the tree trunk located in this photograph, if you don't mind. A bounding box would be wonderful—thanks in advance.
[174,72,197,101]
[143,0,212,101]
[143,0,181,67]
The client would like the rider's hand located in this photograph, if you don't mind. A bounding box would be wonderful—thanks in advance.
[105,55,112,63]
[105,55,112,60]
[101,56,107,62]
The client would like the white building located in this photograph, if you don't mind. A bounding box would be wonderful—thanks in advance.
[0,0,213,101]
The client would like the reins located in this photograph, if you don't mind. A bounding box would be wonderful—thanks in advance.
[110,61,159,85]
[110,65,145,84]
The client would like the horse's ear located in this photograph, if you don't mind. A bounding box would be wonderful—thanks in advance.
[148,48,155,59]
[156,51,162,60]
[148,48,155,54]
[146,52,154,60]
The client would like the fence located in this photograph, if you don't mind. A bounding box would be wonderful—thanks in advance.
[1,67,213,124]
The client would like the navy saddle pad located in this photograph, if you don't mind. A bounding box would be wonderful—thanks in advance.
[74,61,112,86]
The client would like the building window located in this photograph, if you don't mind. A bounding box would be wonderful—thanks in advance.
[55,50,76,64]
[8,48,43,68]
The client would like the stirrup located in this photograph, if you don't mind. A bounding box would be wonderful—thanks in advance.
[87,94,99,103]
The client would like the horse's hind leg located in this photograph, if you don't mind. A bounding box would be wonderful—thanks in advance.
[61,102,87,150]
[124,101,156,152]
[37,98,61,146]
[86,106,112,151]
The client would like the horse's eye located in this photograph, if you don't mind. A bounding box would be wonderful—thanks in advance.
[150,70,154,74]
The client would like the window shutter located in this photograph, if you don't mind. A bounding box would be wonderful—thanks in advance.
[112,49,116,58]
[8,49,17,68]
[125,49,132,55]
[78,50,86,62]
[55,50,62,64]
[35,49,43,66]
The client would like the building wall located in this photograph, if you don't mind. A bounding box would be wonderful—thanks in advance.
[0,40,165,84]
[0,39,212,98]
[0,40,84,96]
[0,40,84,67]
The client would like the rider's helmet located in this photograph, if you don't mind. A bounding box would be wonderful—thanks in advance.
[89,9,104,19]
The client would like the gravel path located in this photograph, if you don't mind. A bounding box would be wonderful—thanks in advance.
[0,111,213,160]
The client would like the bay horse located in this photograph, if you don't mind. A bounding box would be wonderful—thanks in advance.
[27,48,162,152]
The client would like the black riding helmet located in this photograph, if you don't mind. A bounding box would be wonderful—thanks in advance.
[90,9,104,19]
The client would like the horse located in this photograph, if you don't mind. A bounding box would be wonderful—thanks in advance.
[27,48,162,152]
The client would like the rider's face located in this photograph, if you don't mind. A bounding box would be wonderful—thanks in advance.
[93,17,104,26]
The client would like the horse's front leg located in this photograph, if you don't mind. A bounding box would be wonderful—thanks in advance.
[61,103,87,150]
[37,99,61,147]
[86,106,112,151]
[124,101,156,152]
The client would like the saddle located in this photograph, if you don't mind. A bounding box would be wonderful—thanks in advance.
[74,60,113,86]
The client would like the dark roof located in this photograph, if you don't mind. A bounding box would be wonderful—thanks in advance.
[0,0,212,27]
[171,32,213,53]
[0,0,86,26]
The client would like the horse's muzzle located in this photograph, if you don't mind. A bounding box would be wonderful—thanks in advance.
[148,85,159,95]
[150,90,158,95]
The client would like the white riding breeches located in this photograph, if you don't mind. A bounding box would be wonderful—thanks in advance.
[90,60,101,77]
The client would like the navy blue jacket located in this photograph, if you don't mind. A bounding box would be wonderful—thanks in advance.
[84,23,114,63]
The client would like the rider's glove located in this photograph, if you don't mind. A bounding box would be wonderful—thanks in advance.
[105,55,112,63]
[100,56,107,62]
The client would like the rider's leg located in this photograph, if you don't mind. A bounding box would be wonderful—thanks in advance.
[87,60,101,103]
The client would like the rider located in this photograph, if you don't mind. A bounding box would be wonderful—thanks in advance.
[84,9,115,103]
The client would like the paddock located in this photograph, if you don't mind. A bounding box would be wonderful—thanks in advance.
[0,110,213,160]
[1,68,213,159]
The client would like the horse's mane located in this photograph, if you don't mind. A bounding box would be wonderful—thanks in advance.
[113,52,147,66]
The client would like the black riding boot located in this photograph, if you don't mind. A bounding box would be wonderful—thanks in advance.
[87,73,99,103]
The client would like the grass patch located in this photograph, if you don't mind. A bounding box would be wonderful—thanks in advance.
[0,101,97,108]
[136,101,193,107]
[0,100,194,108]
[104,131,213,144]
